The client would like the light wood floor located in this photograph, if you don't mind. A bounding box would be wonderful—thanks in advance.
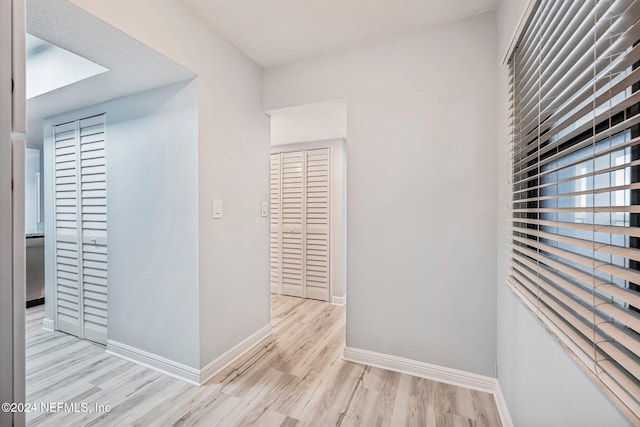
[25,295,501,426]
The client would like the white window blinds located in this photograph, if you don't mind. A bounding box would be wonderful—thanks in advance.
[508,0,640,419]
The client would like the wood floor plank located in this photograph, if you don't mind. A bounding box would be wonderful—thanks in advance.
[407,375,433,427]
[25,295,503,426]
[366,369,402,427]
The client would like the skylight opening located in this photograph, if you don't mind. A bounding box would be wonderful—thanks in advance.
[26,34,110,99]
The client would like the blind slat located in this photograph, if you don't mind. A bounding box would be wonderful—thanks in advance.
[515,0,636,137]
[514,13,640,158]
[513,133,640,195]
[508,278,640,414]
[511,236,640,304]
[515,62,640,168]
[511,225,640,263]
[513,118,640,187]
[511,265,640,367]
[514,89,640,178]
[512,217,640,238]
[515,182,640,204]
[512,252,640,336]
[510,269,640,381]
[510,243,640,309]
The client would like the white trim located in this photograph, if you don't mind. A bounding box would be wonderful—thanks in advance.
[11,138,26,427]
[270,284,282,294]
[493,381,514,427]
[106,324,272,387]
[343,346,496,393]
[331,295,346,306]
[200,324,272,385]
[269,138,344,154]
[106,340,201,386]
[41,318,54,332]
[264,99,346,117]
[500,0,537,67]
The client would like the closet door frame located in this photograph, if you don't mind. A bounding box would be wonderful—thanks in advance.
[270,153,282,295]
[271,141,343,303]
[51,113,108,342]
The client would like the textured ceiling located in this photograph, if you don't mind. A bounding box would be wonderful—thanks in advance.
[178,0,498,68]
[26,0,195,145]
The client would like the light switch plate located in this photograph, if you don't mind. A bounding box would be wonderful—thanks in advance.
[261,201,268,217]
[213,199,223,219]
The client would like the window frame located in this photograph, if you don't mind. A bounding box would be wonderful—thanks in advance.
[507,0,640,421]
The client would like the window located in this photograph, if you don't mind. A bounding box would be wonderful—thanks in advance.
[508,0,640,419]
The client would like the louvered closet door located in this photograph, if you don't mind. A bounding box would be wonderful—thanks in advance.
[304,148,330,301]
[54,121,81,337]
[270,153,281,293]
[53,114,107,345]
[281,151,304,297]
[78,115,107,344]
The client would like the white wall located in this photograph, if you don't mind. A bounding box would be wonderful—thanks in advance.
[264,12,498,376]
[44,80,200,367]
[269,100,347,146]
[496,0,633,425]
[70,0,271,369]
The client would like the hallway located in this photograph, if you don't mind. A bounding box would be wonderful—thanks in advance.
[25,296,500,426]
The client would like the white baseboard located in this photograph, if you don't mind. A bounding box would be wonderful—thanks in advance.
[493,381,514,427]
[106,324,272,387]
[331,295,346,306]
[41,318,54,332]
[106,340,201,386]
[343,346,495,392]
[200,324,272,385]
[42,317,55,332]
[270,285,282,295]
[343,346,513,426]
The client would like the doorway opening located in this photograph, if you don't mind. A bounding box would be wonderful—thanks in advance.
[23,0,197,421]
[266,100,348,309]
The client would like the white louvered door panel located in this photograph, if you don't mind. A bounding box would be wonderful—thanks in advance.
[54,121,81,337]
[270,153,282,293]
[304,149,330,301]
[53,115,108,345]
[79,115,107,344]
[281,151,304,297]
